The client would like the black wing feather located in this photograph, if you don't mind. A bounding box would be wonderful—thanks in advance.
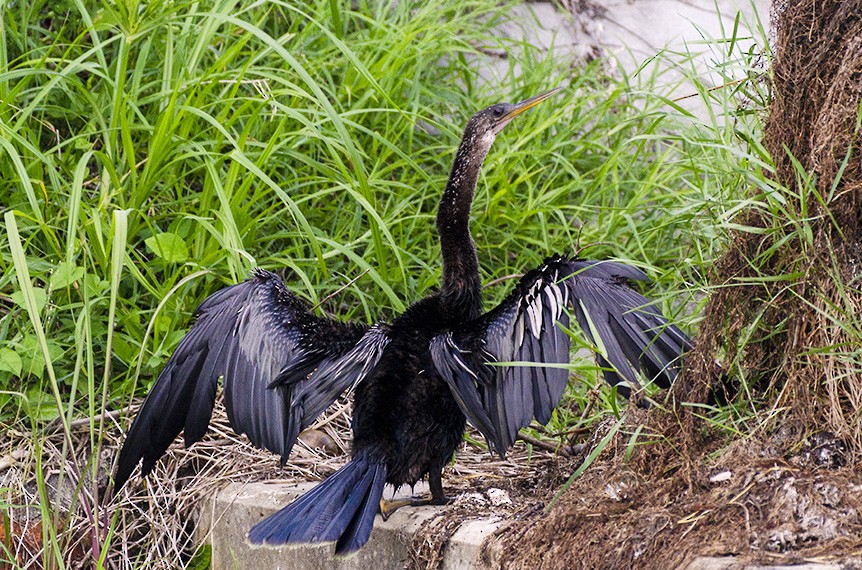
[114,269,389,492]
[430,256,691,457]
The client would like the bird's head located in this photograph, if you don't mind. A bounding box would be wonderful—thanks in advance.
[441,86,563,225]
[461,87,562,153]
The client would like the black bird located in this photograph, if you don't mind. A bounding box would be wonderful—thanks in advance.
[113,88,691,555]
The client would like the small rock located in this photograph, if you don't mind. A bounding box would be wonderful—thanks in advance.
[458,492,487,506]
[486,488,512,506]
[709,470,732,483]
[604,480,630,501]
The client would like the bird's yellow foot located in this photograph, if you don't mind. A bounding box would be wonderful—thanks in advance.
[379,497,415,521]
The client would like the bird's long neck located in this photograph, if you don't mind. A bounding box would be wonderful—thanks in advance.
[436,130,490,320]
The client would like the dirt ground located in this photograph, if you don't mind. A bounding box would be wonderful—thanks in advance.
[456,411,862,570]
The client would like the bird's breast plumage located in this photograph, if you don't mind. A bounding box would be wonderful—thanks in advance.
[349,294,467,486]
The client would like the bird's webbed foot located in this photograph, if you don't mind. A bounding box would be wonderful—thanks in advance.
[428,494,452,506]
[379,494,451,521]
[378,469,451,520]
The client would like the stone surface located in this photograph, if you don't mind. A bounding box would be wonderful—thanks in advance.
[441,519,502,570]
[199,481,499,570]
[486,0,771,117]
[687,558,846,570]
[497,0,770,70]
[201,482,857,570]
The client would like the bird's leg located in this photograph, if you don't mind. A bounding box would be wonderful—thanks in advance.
[378,469,451,521]
[427,467,451,505]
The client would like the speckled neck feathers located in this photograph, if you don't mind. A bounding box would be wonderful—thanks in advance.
[436,122,496,319]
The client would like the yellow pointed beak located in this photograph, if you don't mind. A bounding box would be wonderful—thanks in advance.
[502,86,563,121]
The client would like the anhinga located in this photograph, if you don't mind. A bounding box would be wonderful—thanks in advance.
[113,88,691,555]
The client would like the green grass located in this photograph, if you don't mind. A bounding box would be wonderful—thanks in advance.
[0,0,774,566]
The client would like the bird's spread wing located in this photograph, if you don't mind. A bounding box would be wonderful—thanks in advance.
[114,269,389,491]
[430,256,691,456]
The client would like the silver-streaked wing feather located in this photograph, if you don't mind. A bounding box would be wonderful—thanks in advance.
[114,269,389,492]
[430,256,691,457]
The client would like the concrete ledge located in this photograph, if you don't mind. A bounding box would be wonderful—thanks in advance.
[199,481,501,570]
[687,558,845,570]
[199,482,857,570]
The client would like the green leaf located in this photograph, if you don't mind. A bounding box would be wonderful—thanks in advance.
[0,348,23,376]
[145,232,189,263]
[50,261,85,289]
[112,335,138,365]
[10,287,48,312]
[19,337,64,380]
[84,274,110,297]
[23,388,59,421]
[547,415,624,511]
[187,545,211,570]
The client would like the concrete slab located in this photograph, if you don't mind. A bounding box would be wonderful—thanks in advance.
[597,0,770,63]
[199,481,499,570]
[441,519,502,570]
[496,0,770,71]
[485,0,770,117]
[687,558,847,570]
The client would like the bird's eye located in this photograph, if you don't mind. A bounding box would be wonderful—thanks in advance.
[492,106,505,118]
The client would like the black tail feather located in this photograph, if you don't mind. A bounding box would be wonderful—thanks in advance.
[248,453,386,555]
